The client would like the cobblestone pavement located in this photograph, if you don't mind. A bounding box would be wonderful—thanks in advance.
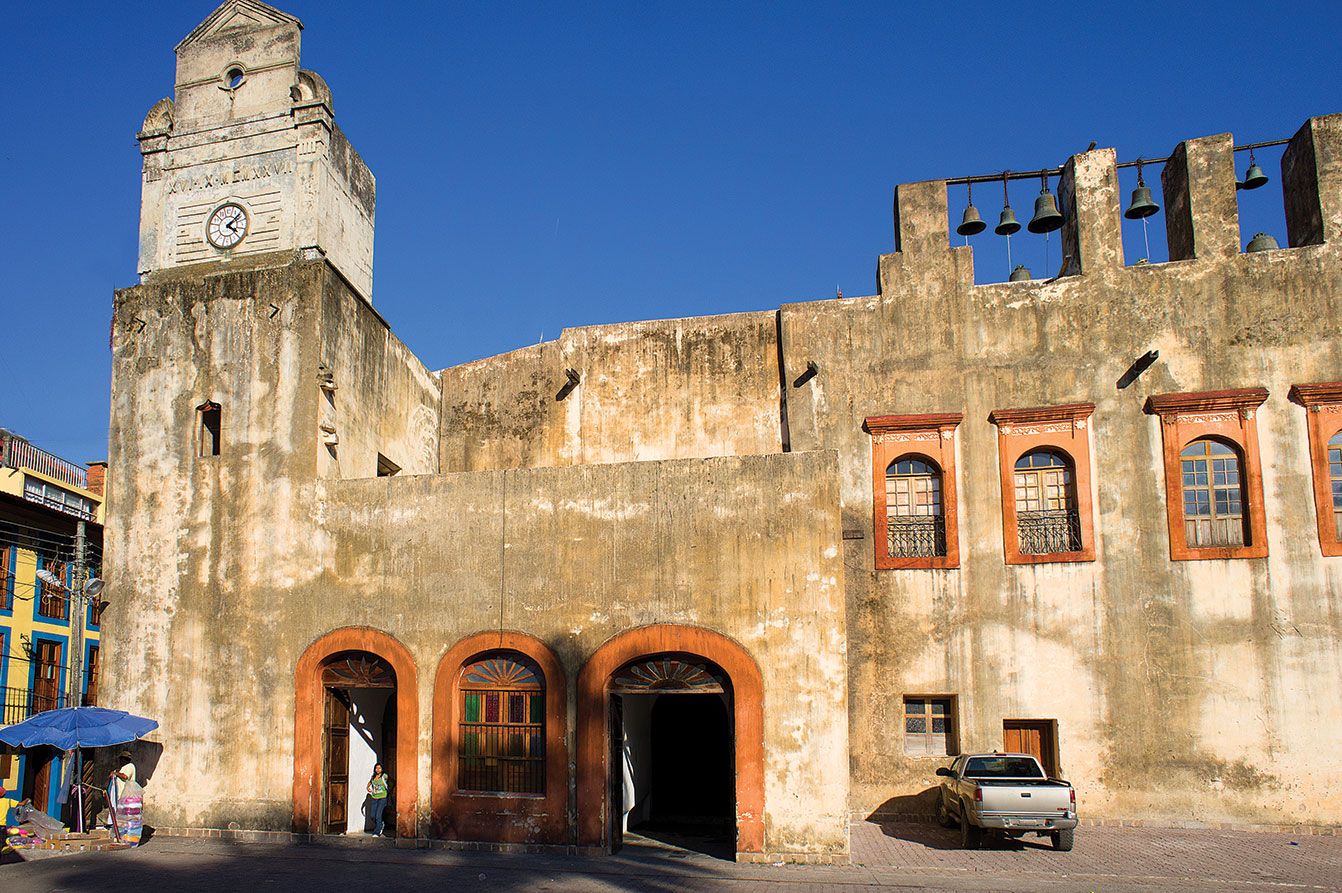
[4,821,1339,892]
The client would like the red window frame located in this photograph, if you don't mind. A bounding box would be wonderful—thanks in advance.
[1144,388,1269,561]
[1288,382,1342,557]
[865,413,962,569]
[988,403,1097,565]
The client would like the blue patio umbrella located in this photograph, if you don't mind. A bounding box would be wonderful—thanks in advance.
[0,706,157,750]
[1,706,158,834]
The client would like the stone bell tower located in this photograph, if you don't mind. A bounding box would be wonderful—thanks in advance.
[136,0,376,300]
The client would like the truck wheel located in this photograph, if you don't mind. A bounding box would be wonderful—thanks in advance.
[960,806,981,849]
[1052,828,1074,852]
[937,795,956,828]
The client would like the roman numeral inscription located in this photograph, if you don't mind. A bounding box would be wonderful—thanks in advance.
[166,158,295,195]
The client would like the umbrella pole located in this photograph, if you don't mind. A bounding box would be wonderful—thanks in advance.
[77,750,84,833]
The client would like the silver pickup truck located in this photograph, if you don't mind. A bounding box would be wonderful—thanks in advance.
[935,753,1077,850]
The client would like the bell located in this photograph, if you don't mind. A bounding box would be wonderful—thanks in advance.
[995,206,1020,236]
[1241,161,1268,191]
[1246,232,1279,252]
[1028,190,1064,233]
[1009,265,1032,281]
[957,204,986,236]
[1125,184,1159,219]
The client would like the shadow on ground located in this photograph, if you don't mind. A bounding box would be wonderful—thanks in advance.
[4,833,733,893]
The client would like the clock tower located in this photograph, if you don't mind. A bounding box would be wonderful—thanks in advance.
[136,0,376,301]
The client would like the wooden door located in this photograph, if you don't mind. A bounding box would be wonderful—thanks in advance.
[608,694,624,852]
[323,687,350,833]
[1004,720,1058,778]
[24,746,56,814]
[34,641,61,712]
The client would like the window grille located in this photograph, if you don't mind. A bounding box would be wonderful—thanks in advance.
[885,457,946,557]
[1181,439,1247,548]
[459,654,545,794]
[1013,451,1082,554]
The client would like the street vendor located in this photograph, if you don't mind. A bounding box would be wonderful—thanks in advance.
[109,749,141,802]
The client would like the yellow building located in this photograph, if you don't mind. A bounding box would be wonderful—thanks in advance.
[0,432,105,824]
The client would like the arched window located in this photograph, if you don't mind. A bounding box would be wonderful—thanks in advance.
[1013,450,1082,554]
[459,653,544,794]
[1180,438,1247,548]
[1328,430,1341,540]
[885,456,946,557]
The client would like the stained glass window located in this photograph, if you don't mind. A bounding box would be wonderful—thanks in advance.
[459,653,544,794]
[1180,439,1247,548]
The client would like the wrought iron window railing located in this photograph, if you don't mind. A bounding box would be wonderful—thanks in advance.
[2,686,65,726]
[887,516,947,558]
[1017,509,1082,554]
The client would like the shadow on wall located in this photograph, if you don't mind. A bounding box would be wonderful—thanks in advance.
[90,740,164,789]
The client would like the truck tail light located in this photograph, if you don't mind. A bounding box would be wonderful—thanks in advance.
[1070,789,1076,806]
[974,788,983,802]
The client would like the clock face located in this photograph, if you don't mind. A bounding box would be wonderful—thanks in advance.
[207,202,249,249]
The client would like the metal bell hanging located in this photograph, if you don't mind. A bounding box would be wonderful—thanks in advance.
[1240,150,1268,190]
[1125,159,1159,219]
[958,204,986,235]
[1028,172,1064,234]
[1246,232,1279,252]
[1009,265,1032,281]
[1125,185,1158,218]
[995,172,1021,236]
[957,182,987,236]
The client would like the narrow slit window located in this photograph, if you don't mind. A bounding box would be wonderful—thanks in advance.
[198,402,221,457]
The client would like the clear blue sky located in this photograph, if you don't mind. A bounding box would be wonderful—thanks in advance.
[3,0,1339,465]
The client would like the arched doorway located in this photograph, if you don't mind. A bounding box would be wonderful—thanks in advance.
[576,625,764,859]
[318,652,396,834]
[294,628,418,838]
[610,655,735,857]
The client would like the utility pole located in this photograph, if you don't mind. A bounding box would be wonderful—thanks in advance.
[70,520,85,707]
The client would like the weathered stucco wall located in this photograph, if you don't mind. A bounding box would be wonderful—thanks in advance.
[104,254,324,827]
[106,274,848,854]
[316,267,440,479]
[439,311,783,472]
[781,118,1342,827]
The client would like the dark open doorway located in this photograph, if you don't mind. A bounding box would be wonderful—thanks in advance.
[608,654,736,860]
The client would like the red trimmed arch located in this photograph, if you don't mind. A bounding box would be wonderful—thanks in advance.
[431,631,569,843]
[293,627,418,837]
[576,624,765,854]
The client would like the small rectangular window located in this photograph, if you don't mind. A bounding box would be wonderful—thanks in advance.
[198,402,221,457]
[904,695,958,757]
[377,454,401,477]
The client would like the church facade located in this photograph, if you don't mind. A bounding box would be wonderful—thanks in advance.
[102,1,1342,859]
